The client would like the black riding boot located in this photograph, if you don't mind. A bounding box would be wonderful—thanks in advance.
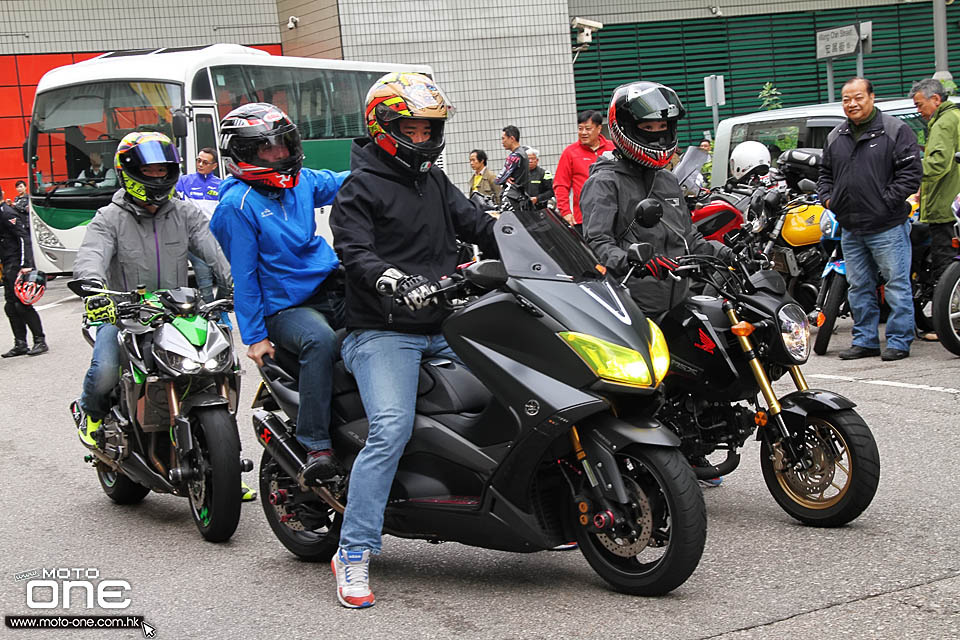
[2,339,29,358]
[27,338,48,356]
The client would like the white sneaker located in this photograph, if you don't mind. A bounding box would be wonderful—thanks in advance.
[331,548,375,608]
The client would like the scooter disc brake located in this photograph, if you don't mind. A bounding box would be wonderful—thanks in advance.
[595,476,654,557]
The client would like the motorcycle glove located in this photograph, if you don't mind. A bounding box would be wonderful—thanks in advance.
[395,274,438,311]
[84,295,118,325]
[643,255,680,280]
[375,268,407,296]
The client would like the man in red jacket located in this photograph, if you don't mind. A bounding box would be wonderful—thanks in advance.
[553,110,615,233]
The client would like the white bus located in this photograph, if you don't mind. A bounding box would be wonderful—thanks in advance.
[26,44,434,273]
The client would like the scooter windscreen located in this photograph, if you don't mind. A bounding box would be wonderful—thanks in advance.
[672,146,708,197]
[495,206,605,282]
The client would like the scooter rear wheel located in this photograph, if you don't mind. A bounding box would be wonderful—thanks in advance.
[575,445,706,596]
[259,449,342,561]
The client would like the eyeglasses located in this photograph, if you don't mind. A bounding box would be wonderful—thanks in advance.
[196,158,216,165]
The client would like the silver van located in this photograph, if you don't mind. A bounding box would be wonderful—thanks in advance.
[709,97,946,188]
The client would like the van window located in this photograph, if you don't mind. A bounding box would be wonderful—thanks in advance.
[887,109,928,147]
[729,118,826,159]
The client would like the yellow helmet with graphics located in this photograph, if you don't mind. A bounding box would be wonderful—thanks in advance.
[364,72,454,175]
[114,131,181,206]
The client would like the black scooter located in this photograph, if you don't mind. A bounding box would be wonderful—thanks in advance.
[251,206,706,596]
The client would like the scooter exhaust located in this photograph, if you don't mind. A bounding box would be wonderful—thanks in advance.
[252,409,308,482]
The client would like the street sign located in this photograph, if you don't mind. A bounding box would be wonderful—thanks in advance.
[816,24,860,60]
[704,74,725,107]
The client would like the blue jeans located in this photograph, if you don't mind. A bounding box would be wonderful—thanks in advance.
[80,324,121,421]
[842,221,914,352]
[263,291,343,452]
[338,330,461,554]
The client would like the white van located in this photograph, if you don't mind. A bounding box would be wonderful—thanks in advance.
[709,97,946,188]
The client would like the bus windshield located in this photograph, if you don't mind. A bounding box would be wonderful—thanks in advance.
[30,81,183,200]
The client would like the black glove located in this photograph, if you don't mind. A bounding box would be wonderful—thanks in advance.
[395,275,438,311]
[643,255,679,280]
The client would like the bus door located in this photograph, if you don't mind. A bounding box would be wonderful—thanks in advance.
[192,107,222,178]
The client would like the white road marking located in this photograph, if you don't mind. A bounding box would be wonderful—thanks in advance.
[34,295,76,311]
[809,373,960,395]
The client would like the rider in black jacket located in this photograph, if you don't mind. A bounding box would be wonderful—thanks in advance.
[0,187,46,357]
[328,72,496,609]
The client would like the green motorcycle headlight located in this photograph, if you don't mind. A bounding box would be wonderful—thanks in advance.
[559,331,653,387]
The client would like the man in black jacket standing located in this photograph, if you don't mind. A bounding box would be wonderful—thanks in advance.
[329,73,496,609]
[818,77,922,361]
[0,186,46,357]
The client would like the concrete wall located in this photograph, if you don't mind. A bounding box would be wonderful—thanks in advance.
[336,0,579,193]
[0,0,281,54]
[569,0,905,24]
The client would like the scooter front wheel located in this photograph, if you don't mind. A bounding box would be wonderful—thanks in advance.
[575,445,706,596]
[259,448,342,561]
[813,273,847,356]
[760,409,879,527]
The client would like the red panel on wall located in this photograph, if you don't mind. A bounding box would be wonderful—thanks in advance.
[249,44,282,55]
[0,87,23,118]
[16,53,73,85]
[0,56,17,87]
[19,85,35,116]
[0,148,28,181]
[73,52,104,63]
[0,117,25,148]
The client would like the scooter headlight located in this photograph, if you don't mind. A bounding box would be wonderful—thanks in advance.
[778,303,810,363]
[559,327,669,388]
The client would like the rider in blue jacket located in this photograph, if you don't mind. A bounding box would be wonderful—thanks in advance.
[210,103,348,485]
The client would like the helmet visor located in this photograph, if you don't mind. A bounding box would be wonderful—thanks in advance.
[128,139,181,165]
[231,127,303,169]
[625,85,683,121]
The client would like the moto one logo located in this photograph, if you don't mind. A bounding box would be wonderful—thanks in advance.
[24,568,131,609]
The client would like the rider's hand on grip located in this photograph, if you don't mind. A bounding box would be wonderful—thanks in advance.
[643,255,680,281]
[84,295,118,325]
[395,275,438,311]
[376,267,407,296]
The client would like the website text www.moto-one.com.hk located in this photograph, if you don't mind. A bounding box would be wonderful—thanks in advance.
[5,615,144,630]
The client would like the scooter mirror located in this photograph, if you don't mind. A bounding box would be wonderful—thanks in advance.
[627,242,655,265]
[632,198,663,228]
[796,178,818,194]
[462,259,508,290]
[955,151,960,164]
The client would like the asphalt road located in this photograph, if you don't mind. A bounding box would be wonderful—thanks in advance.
[1,278,958,639]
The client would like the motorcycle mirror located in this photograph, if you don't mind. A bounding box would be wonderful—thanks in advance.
[632,198,663,228]
[67,279,103,297]
[796,178,818,194]
[955,151,960,164]
[763,189,783,211]
[748,188,765,218]
[628,242,655,265]
[462,259,508,290]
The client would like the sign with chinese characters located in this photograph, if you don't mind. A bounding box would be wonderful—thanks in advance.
[816,24,860,60]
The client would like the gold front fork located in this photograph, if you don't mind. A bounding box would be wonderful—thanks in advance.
[789,365,809,391]
[724,306,782,415]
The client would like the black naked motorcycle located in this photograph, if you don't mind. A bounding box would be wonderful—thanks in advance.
[644,250,880,527]
[68,280,249,542]
[251,206,707,596]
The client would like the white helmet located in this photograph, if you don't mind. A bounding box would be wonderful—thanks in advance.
[730,141,771,182]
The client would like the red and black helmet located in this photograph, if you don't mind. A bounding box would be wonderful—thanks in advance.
[219,103,303,192]
[15,270,46,305]
[607,81,685,169]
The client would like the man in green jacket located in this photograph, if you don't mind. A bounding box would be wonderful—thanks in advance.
[912,79,960,287]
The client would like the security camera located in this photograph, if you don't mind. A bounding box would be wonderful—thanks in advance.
[286,16,299,30]
[571,17,603,31]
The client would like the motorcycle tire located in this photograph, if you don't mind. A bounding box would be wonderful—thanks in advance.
[932,261,960,357]
[259,448,342,561]
[187,408,242,543]
[813,274,847,356]
[575,445,706,596]
[760,409,879,528]
[96,463,150,505]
